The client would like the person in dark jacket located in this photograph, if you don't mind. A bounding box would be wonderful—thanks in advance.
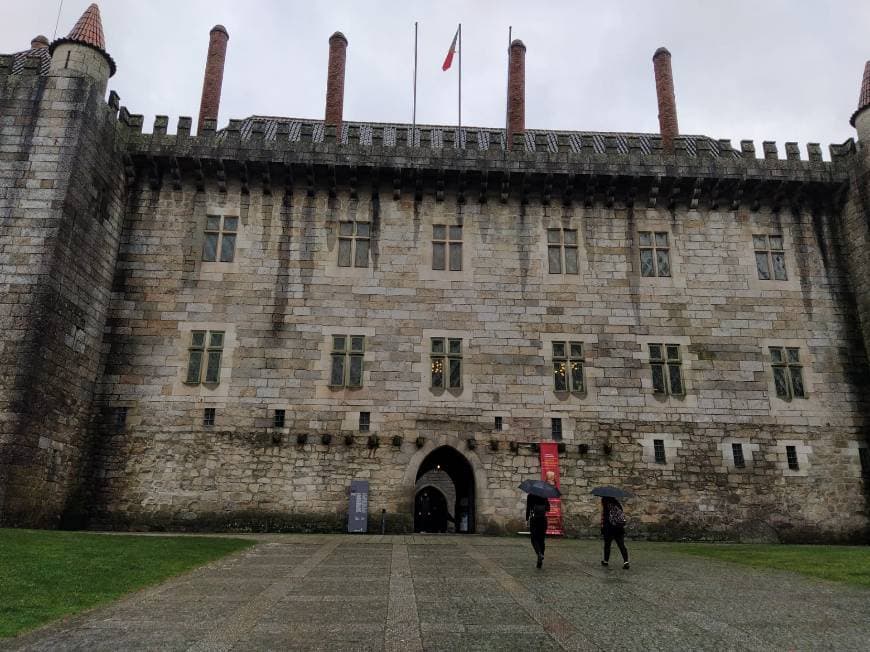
[601,497,630,569]
[526,493,550,568]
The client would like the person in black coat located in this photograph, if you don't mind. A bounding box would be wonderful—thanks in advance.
[526,493,550,568]
[601,497,630,569]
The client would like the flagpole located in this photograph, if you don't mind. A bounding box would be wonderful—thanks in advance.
[412,21,418,145]
[458,23,462,142]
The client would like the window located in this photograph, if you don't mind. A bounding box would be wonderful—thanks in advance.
[186,331,224,385]
[203,407,216,426]
[330,335,365,387]
[431,337,462,389]
[494,416,503,431]
[639,231,671,277]
[753,234,787,281]
[653,439,667,464]
[552,341,584,392]
[113,407,128,431]
[273,409,285,428]
[551,418,563,441]
[547,228,579,274]
[859,448,870,474]
[732,443,746,468]
[338,221,371,268]
[785,445,799,471]
[432,224,462,271]
[649,344,683,396]
[769,347,806,399]
[202,215,238,262]
[359,412,370,432]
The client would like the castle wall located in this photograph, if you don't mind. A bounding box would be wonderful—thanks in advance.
[0,60,125,526]
[92,177,870,541]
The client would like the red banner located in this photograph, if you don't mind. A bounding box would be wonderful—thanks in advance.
[539,442,564,535]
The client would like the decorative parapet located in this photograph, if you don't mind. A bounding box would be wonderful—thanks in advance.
[116,113,853,209]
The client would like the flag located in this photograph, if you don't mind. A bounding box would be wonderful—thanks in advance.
[442,26,459,71]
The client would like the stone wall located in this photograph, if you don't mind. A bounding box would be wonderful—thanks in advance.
[0,62,125,527]
[91,171,870,541]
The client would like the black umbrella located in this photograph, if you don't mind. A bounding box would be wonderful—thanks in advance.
[519,479,561,498]
[591,486,635,499]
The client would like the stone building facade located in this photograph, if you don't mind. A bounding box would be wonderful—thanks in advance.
[1,4,869,541]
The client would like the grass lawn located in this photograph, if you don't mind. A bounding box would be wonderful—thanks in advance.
[0,529,253,638]
[672,543,870,588]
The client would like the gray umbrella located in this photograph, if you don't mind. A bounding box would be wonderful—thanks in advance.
[519,479,561,498]
[591,486,634,499]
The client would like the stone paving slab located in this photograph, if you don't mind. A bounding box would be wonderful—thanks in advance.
[1,534,868,651]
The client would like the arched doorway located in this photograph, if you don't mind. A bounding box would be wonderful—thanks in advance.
[414,446,475,533]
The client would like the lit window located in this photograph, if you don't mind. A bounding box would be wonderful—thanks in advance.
[338,221,371,268]
[769,347,806,400]
[186,331,224,385]
[753,234,787,281]
[330,335,365,387]
[547,228,579,274]
[639,231,671,277]
[552,341,584,392]
[431,337,462,389]
[649,344,683,396]
[202,215,238,262]
[432,224,462,271]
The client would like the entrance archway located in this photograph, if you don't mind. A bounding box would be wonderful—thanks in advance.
[414,446,475,533]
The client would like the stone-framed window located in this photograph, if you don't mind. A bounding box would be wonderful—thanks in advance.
[552,341,584,392]
[639,231,671,277]
[338,220,371,268]
[551,418,563,441]
[359,412,370,432]
[649,343,683,396]
[203,407,216,426]
[202,215,238,262]
[753,234,787,281]
[431,337,462,389]
[433,224,462,271]
[329,335,365,387]
[547,228,579,275]
[653,439,667,464]
[494,416,503,431]
[732,443,746,468]
[273,409,285,428]
[769,346,806,400]
[186,331,224,385]
[859,447,870,475]
[113,406,128,431]
[786,445,800,470]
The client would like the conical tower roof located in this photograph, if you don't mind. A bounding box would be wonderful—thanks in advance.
[49,3,115,76]
[851,61,870,127]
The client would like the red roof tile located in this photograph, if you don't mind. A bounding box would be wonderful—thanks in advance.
[66,3,106,51]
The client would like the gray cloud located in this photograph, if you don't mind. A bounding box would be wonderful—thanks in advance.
[3,0,867,156]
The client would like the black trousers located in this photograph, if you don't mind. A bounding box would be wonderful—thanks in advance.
[603,526,628,562]
[530,516,547,557]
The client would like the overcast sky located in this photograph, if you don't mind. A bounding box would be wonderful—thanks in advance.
[4,1,869,156]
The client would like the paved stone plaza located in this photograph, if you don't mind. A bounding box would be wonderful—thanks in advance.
[2,534,868,651]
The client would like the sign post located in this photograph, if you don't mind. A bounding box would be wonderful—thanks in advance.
[538,442,564,536]
[347,480,369,533]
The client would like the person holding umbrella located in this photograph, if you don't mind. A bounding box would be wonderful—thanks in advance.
[591,486,633,569]
[519,478,560,568]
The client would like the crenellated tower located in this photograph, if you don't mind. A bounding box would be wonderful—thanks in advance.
[0,3,126,527]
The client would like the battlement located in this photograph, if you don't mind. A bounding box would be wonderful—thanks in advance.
[117,112,852,209]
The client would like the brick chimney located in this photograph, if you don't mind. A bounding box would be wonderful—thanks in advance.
[325,31,348,129]
[507,39,526,145]
[31,35,49,49]
[850,61,870,140]
[652,47,679,152]
[197,25,229,134]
